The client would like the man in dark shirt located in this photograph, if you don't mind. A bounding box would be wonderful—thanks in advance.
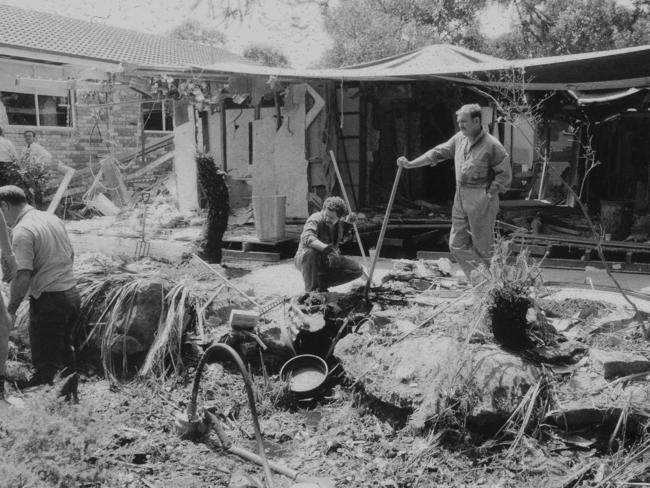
[295,197,364,292]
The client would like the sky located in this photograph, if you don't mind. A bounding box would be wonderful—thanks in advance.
[4,0,514,68]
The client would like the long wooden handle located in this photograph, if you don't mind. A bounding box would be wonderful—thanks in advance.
[47,167,75,214]
[192,254,262,309]
[328,150,368,268]
[364,165,403,297]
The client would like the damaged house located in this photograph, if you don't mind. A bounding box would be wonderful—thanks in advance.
[0,4,253,214]
[160,43,650,269]
[1,3,649,271]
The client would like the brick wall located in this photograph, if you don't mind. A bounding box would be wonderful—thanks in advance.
[3,85,174,194]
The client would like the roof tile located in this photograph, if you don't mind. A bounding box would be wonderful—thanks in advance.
[0,4,250,67]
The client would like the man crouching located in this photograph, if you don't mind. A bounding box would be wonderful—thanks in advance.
[295,196,364,292]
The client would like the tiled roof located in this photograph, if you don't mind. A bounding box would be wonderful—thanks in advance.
[0,4,250,67]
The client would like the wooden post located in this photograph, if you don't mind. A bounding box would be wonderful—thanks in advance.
[47,164,75,214]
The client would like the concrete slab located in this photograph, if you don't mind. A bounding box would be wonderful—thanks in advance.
[69,233,193,262]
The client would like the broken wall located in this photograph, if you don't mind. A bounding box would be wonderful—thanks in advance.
[252,84,310,218]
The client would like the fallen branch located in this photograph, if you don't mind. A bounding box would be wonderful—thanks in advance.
[547,165,645,334]
[391,281,483,345]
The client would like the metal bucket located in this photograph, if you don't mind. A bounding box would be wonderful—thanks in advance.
[600,200,633,241]
[252,195,286,241]
[279,355,328,399]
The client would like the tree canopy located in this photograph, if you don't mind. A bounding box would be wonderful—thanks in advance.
[243,44,290,67]
[320,0,487,67]
[319,0,650,65]
[166,20,226,47]
[490,0,650,59]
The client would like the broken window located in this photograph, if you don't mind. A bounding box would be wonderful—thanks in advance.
[0,91,70,127]
[142,100,174,131]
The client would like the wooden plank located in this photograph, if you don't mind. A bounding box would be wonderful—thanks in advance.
[542,258,650,274]
[412,229,443,246]
[129,152,174,179]
[417,251,650,274]
[417,251,455,262]
[222,249,280,262]
[382,237,404,247]
[223,235,294,245]
[511,232,650,251]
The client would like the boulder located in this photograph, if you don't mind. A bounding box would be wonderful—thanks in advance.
[590,349,650,379]
[115,280,164,354]
[334,332,541,430]
[88,279,165,355]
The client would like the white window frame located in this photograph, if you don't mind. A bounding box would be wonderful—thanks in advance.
[142,100,174,133]
[0,89,73,128]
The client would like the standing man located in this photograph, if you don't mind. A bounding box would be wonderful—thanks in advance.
[0,185,79,387]
[397,104,511,281]
[20,130,52,166]
[295,196,364,292]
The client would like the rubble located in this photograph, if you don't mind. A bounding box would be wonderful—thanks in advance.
[3,249,650,487]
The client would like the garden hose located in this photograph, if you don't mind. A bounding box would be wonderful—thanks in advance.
[188,343,275,488]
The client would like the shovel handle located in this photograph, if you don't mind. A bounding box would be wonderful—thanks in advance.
[329,150,368,268]
[364,165,403,297]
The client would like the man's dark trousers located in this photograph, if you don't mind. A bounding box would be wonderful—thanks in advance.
[29,286,81,384]
[296,248,363,292]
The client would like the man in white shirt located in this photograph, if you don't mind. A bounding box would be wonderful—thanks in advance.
[20,130,52,166]
[0,185,79,387]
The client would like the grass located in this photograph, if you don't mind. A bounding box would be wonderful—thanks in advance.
[0,388,133,487]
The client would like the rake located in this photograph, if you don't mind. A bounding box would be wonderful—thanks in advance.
[135,191,151,259]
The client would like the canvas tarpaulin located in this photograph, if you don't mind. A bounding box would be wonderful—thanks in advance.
[138,43,650,92]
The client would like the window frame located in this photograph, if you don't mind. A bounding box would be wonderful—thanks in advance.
[142,99,174,133]
[0,90,73,129]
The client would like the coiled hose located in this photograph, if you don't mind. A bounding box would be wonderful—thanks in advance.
[187,343,275,488]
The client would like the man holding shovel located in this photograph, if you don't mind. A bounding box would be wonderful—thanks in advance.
[295,196,364,292]
[397,104,511,281]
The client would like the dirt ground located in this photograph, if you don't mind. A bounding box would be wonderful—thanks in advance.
[1,253,650,488]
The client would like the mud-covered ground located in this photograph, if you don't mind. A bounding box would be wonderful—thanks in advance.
[1,256,650,487]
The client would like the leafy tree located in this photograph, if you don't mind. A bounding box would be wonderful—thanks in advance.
[243,44,290,67]
[490,0,650,58]
[167,20,226,47]
[320,0,488,67]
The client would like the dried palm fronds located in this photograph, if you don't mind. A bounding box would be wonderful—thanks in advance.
[139,280,198,380]
[75,273,207,382]
[99,279,143,382]
[594,436,650,487]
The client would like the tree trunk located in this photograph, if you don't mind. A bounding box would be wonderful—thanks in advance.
[196,153,228,262]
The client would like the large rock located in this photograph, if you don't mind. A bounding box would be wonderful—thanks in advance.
[547,351,650,430]
[88,279,165,355]
[334,332,541,430]
[590,349,650,379]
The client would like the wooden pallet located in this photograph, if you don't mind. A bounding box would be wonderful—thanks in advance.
[222,235,296,262]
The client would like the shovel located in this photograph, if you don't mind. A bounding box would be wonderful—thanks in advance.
[364,164,403,298]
